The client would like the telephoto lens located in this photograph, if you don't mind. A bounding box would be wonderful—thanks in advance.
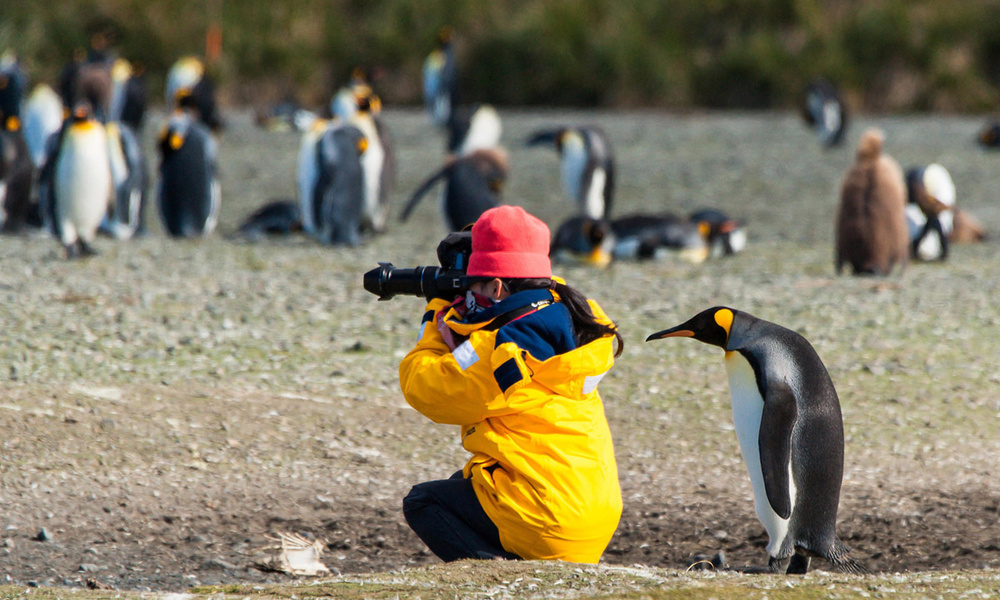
[363,263,445,301]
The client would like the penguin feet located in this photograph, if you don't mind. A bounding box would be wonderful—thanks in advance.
[79,240,99,257]
[64,241,99,260]
[685,551,727,571]
[766,552,811,574]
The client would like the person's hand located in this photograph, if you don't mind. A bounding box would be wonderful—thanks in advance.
[435,296,465,350]
[436,308,459,350]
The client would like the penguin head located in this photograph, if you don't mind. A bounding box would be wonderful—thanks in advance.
[70,101,95,123]
[646,306,735,350]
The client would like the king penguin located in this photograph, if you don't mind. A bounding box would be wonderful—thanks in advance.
[51,102,112,257]
[399,147,506,232]
[156,91,220,238]
[647,307,867,575]
[526,125,615,219]
[423,26,458,127]
[802,79,848,149]
[904,163,955,262]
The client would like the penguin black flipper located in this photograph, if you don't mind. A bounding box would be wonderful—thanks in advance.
[758,377,797,520]
[400,161,452,222]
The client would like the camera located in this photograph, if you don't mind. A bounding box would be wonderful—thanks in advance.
[363,231,473,301]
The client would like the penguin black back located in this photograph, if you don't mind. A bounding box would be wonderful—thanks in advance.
[157,112,218,237]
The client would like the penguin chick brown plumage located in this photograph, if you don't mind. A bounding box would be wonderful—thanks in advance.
[835,128,908,276]
[647,307,867,575]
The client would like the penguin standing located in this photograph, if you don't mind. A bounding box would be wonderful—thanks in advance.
[109,58,147,133]
[51,103,112,257]
[22,84,64,170]
[904,163,955,262]
[399,147,506,232]
[165,56,223,131]
[423,27,457,127]
[802,79,848,149]
[526,125,615,220]
[346,91,391,234]
[313,122,368,245]
[447,103,502,155]
[0,56,34,233]
[157,93,220,238]
[835,128,908,276]
[297,117,332,236]
[101,120,147,239]
[647,307,867,575]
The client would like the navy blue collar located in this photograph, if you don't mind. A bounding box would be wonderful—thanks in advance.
[464,288,554,325]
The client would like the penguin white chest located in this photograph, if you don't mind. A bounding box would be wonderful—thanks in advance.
[560,137,587,209]
[55,125,112,243]
[724,351,792,555]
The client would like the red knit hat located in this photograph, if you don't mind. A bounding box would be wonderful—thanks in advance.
[466,206,552,279]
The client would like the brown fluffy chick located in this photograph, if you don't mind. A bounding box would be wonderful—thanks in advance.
[835,128,909,276]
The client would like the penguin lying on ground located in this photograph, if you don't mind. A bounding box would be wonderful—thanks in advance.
[157,92,220,238]
[977,122,1000,149]
[647,307,868,575]
[237,199,302,241]
[400,147,506,232]
[423,26,458,127]
[551,209,746,266]
[50,102,112,257]
[835,128,908,276]
[801,78,848,149]
[527,125,615,219]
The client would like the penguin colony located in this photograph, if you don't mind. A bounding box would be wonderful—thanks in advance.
[3,24,998,579]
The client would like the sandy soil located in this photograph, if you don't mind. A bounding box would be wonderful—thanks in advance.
[1,108,998,591]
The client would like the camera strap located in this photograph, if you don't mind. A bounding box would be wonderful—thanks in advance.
[481,300,551,332]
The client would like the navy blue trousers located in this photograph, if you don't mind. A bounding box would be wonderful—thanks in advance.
[403,471,521,562]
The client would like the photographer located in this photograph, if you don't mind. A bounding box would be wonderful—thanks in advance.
[399,205,624,563]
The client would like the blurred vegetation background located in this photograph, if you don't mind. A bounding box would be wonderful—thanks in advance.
[3,0,1000,113]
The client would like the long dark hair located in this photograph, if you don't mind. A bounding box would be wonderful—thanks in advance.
[506,278,624,357]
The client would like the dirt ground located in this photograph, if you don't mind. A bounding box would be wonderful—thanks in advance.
[1,108,999,592]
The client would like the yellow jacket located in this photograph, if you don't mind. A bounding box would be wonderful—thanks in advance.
[399,287,622,563]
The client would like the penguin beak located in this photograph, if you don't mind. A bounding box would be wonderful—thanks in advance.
[646,327,694,341]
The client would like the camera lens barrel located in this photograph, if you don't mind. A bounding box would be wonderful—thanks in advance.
[363,263,449,301]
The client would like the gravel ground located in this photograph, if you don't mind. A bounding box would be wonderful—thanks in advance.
[0,108,998,592]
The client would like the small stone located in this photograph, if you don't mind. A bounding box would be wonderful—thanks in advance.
[79,563,101,572]
[36,528,52,542]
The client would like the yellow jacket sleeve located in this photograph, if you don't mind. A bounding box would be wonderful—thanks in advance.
[398,300,506,425]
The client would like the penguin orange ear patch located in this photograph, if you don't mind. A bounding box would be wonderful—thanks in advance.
[357,137,368,154]
[169,133,184,150]
[714,308,734,335]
